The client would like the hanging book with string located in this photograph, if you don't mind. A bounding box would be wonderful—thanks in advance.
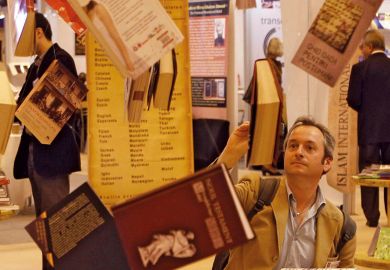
[153,49,177,110]
[8,0,36,56]
[15,60,88,145]
[247,59,283,166]
[0,65,16,154]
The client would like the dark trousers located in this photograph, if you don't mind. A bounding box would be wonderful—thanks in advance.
[28,143,70,270]
[359,143,389,225]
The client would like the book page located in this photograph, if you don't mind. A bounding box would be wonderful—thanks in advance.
[25,183,129,270]
[15,61,87,145]
[68,0,184,78]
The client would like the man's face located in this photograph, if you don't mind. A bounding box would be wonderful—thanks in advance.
[284,125,331,179]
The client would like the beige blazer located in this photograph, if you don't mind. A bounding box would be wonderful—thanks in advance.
[225,173,356,270]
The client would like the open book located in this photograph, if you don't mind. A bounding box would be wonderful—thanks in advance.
[25,183,130,270]
[111,164,254,270]
[7,0,35,56]
[0,66,16,154]
[247,59,282,166]
[67,0,183,79]
[15,60,88,145]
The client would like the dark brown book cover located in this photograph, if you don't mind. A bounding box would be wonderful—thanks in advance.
[111,164,254,270]
[25,183,129,270]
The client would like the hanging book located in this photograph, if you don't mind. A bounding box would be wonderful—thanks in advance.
[127,68,152,122]
[7,0,35,56]
[153,49,178,110]
[15,60,88,145]
[25,183,130,270]
[111,164,255,270]
[44,0,87,36]
[247,59,282,166]
[0,67,17,154]
[67,0,183,79]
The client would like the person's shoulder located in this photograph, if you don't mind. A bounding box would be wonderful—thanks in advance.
[53,44,73,58]
[322,199,343,222]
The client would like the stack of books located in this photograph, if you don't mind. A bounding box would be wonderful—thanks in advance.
[353,164,390,179]
[0,170,11,206]
[0,170,19,218]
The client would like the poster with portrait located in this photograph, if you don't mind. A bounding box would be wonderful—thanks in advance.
[189,0,229,119]
[292,0,383,87]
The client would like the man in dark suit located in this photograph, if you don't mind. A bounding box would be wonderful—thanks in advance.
[347,29,389,227]
[14,12,81,269]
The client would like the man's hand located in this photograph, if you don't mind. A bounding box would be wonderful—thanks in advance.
[217,121,250,169]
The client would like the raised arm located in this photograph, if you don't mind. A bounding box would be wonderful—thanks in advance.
[216,121,250,169]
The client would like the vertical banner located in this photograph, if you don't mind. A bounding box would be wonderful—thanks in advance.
[87,1,193,207]
[292,0,383,87]
[244,1,283,86]
[189,0,230,119]
[327,50,359,193]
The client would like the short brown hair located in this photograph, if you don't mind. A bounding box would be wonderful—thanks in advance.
[363,30,385,51]
[283,116,335,160]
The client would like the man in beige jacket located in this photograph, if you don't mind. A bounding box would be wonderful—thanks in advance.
[217,116,356,269]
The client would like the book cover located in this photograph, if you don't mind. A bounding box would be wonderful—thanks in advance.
[7,0,35,56]
[111,164,255,270]
[373,226,390,260]
[146,62,160,110]
[15,59,88,145]
[291,0,383,87]
[0,67,17,154]
[25,183,130,270]
[153,49,178,110]
[247,59,282,166]
[67,0,183,79]
[127,68,152,122]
